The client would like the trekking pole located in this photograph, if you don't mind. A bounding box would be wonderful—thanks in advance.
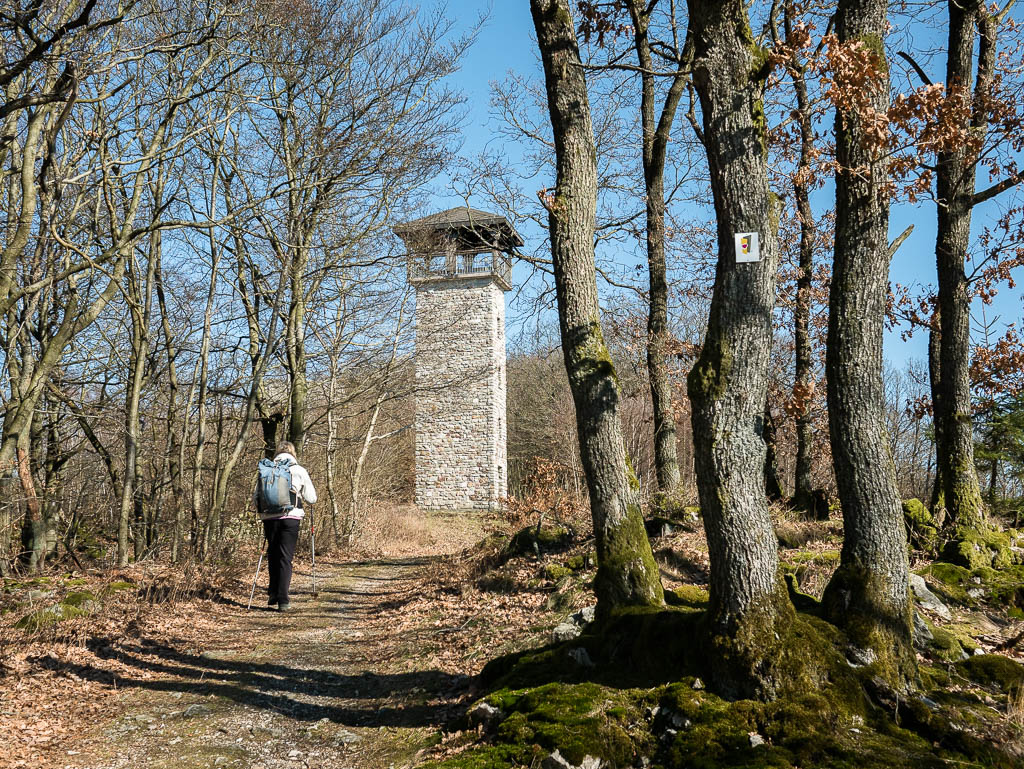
[247,543,265,611]
[309,504,318,598]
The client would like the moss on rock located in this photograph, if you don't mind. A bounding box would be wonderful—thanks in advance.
[956,654,1024,692]
[666,584,710,609]
[62,590,97,609]
[15,603,88,632]
[102,580,137,596]
[543,564,573,582]
[507,524,571,560]
[940,526,1015,570]
[903,499,939,552]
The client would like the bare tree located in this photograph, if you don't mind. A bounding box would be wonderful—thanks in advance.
[530,0,664,616]
[820,0,916,689]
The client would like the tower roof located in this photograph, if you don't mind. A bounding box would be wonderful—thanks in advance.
[394,206,524,251]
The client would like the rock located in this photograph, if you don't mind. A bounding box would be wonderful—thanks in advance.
[846,646,877,667]
[541,751,603,769]
[571,605,596,627]
[691,678,704,690]
[919,696,939,710]
[552,622,582,643]
[26,589,50,601]
[749,732,766,748]
[335,730,362,744]
[214,758,229,766]
[182,704,211,718]
[467,701,504,729]
[287,750,303,759]
[912,611,934,650]
[554,605,597,642]
[542,750,573,769]
[909,574,952,620]
[567,647,595,668]
[668,711,691,729]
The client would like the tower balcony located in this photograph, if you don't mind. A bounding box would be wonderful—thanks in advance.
[396,206,522,295]
[407,249,513,291]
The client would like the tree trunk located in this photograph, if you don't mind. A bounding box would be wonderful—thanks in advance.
[531,0,663,616]
[261,413,283,459]
[928,318,946,517]
[325,358,342,540]
[821,0,916,690]
[286,247,308,452]
[17,441,43,571]
[685,0,800,699]
[120,241,156,565]
[933,0,988,538]
[787,1,817,510]
[155,255,185,562]
[190,238,220,553]
[763,396,785,503]
[628,1,685,496]
[349,394,384,537]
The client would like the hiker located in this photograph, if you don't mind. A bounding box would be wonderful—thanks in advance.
[254,441,317,612]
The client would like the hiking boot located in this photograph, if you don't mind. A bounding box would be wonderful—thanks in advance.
[277,602,293,612]
[267,596,278,606]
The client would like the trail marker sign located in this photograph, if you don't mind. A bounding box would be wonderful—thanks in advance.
[735,232,760,263]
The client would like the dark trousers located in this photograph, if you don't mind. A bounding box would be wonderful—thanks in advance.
[263,518,300,604]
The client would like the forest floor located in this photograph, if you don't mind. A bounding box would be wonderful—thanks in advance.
[0,508,563,769]
[4,505,1024,769]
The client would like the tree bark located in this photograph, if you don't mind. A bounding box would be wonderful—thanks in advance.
[928,316,947,517]
[627,0,685,496]
[17,441,43,571]
[932,0,989,538]
[787,0,817,510]
[531,0,663,616]
[286,238,308,452]
[763,396,785,503]
[821,0,916,690]
[155,254,185,561]
[685,0,799,699]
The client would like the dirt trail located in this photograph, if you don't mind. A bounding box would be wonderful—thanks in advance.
[65,557,468,769]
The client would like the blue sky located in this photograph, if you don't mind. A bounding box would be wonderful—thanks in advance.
[434,1,1024,370]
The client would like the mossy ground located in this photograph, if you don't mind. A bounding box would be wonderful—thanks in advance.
[429,605,1024,769]
[423,506,1024,768]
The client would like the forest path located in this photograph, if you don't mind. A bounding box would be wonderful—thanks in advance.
[69,556,468,769]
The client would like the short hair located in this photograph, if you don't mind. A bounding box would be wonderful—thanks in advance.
[275,441,297,458]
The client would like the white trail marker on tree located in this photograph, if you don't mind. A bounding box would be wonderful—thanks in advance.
[734,232,761,263]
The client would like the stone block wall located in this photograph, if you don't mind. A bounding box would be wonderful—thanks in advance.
[413,277,507,510]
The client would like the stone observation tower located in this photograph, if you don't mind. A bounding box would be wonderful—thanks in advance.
[395,207,521,511]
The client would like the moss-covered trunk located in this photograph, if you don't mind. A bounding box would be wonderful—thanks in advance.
[531,0,663,616]
[685,0,800,699]
[821,0,916,690]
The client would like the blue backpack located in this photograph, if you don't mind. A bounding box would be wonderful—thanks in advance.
[257,458,296,519]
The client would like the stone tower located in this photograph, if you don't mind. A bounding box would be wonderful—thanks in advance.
[395,207,521,511]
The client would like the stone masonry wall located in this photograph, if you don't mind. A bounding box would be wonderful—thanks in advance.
[414,277,507,510]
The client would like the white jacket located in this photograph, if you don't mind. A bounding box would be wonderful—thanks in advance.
[254,453,318,519]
